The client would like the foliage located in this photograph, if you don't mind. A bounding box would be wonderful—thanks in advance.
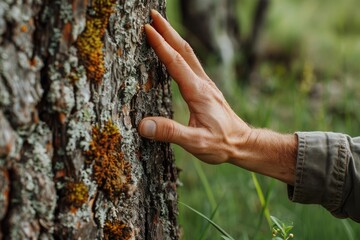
[271,216,294,240]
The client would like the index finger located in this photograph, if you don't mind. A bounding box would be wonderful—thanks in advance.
[150,10,207,78]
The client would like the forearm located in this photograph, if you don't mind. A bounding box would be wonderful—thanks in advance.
[228,128,298,185]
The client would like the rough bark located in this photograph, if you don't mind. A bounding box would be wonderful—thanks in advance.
[0,0,179,239]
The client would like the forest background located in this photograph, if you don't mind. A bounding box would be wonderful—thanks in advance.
[167,0,360,239]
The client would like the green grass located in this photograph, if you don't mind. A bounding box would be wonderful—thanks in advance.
[167,0,360,239]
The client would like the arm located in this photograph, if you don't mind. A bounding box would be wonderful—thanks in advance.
[139,10,360,222]
[138,10,297,185]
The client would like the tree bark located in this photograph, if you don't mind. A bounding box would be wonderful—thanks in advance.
[0,0,179,239]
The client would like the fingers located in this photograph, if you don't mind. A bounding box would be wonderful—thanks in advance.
[150,10,206,77]
[145,24,199,100]
[138,117,196,147]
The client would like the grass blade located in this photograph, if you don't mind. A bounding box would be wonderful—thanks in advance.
[221,236,233,240]
[193,161,218,240]
[253,179,274,238]
[270,216,286,236]
[179,201,235,240]
[193,161,217,209]
[251,173,272,228]
[341,219,355,240]
[198,202,220,240]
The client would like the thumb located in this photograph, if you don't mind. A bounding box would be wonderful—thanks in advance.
[138,117,191,145]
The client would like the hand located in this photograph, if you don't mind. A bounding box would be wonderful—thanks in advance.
[138,10,252,164]
[139,10,297,184]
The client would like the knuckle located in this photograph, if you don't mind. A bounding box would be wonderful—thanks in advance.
[174,52,183,63]
[197,82,211,97]
[186,81,209,102]
[197,140,207,152]
[166,52,183,67]
[183,41,194,54]
[194,138,209,154]
[202,80,224,101]
[200,82,209,92]
[163,122,177,141]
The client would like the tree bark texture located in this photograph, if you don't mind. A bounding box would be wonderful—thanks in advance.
[0,0,179,239]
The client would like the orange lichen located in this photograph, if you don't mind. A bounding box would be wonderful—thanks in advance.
[20,24,28,32]
[143,76,153,92]
[117,48,123,57]
[29,57,37,67]
[64,182,89,211]
[62,22,73,46]
[104,220,132,240]
[85,121,131,200]
[55,169,66,178]
[75,0,116,83]
[58,112,67,124]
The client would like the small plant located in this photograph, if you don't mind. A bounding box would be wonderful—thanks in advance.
[271,216,294,240]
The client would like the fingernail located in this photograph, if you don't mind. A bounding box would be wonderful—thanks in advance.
[141,120,156,138]
[144,24,151,30]
[150,9,158,16]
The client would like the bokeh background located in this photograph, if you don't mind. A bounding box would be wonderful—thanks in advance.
[166,0,360,239]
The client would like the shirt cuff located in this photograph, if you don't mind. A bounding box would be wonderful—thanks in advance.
[288,132,348,215]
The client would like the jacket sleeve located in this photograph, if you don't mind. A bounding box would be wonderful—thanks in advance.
[288,132,360,222]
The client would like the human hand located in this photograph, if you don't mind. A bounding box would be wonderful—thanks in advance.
[138,10,252,165]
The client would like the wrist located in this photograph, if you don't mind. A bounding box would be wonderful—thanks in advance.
[227,128,297,185]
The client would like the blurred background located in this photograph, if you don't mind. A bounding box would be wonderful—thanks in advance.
[166,0,360,239]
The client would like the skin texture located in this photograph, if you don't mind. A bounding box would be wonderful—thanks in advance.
[139,10,297,185]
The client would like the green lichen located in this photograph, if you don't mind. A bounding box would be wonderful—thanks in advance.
[8,123,56,238]
[49,28,61,56]
[60,3,72,23]
[64,181,89,210]
[47,80,75,115]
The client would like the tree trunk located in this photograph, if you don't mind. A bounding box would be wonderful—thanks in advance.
[239,0,270,83]
[0,0,179,239]
[181,0,270,87]
[181,0,241,96]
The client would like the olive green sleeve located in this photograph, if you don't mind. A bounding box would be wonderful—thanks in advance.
[288,132,360,222]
